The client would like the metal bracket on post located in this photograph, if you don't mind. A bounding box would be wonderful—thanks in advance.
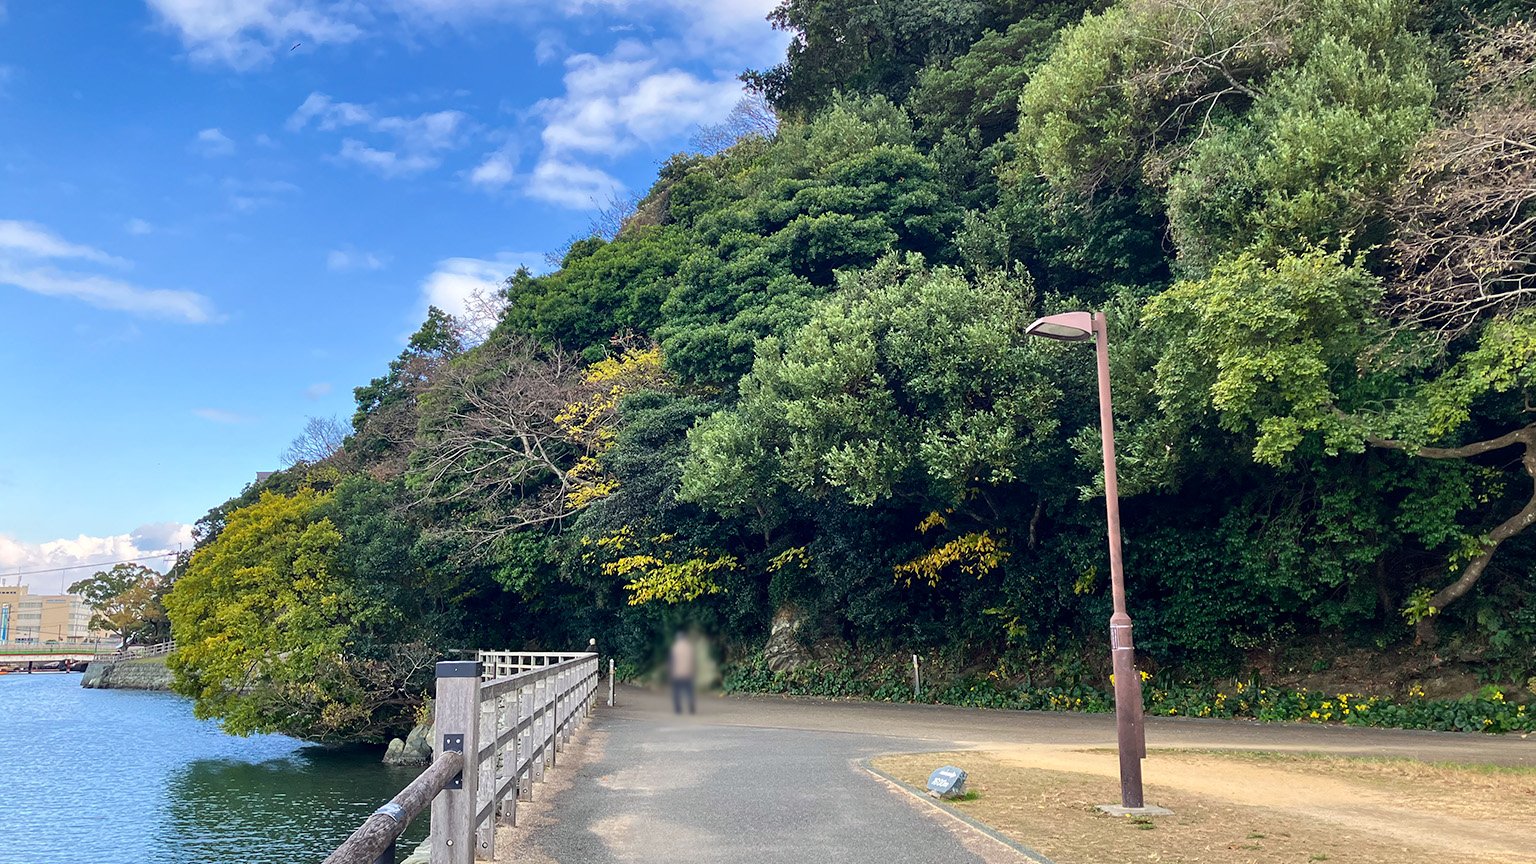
[443,733,465,789]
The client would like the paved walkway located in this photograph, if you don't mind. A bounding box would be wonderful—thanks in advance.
[497,686,1535,863]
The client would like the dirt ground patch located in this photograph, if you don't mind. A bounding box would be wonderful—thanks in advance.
[872,748,1536,864]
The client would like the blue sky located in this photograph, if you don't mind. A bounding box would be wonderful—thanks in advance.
[0,0,785,591]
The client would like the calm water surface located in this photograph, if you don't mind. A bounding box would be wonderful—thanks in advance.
[0,672,427,864]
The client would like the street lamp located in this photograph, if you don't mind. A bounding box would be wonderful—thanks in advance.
[1025,310,1159,814]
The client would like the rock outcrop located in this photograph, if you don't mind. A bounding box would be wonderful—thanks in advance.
[762,606,811,673]
[384,701,434,766]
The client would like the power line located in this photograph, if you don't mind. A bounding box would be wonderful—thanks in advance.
[4,552,182,581]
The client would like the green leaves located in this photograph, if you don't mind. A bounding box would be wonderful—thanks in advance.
[1147,248,1379,463]
[683,255,1058,511]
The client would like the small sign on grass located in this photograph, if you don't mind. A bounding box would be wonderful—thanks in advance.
[926,765,968,799]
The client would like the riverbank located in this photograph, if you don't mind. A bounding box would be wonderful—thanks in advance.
[80,656,174,691]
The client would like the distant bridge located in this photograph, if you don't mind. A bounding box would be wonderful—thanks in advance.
[0,639,174,670]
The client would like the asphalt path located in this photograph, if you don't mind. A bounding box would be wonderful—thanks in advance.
[501,685,1534,863]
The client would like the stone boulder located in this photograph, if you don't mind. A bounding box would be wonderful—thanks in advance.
[762,605,811,673]
[384,701,435,766]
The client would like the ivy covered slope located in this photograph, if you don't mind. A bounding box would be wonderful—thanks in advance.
[166,0,1536,742]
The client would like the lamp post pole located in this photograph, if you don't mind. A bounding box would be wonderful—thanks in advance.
[1025,309,1150,812]
[1090,312,1146,810]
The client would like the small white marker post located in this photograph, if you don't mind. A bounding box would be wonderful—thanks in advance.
[608,657,615,707]
[912,654,921,700]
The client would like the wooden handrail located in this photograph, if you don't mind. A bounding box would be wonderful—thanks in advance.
[317,647,600,864]
[320,750,463,864]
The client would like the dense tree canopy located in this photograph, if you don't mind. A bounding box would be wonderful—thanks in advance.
[166,0,1536,742]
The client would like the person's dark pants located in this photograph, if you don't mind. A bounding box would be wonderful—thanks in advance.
[672,677,695,714]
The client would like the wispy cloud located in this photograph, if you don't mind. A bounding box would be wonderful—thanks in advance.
[0,219,215,322]
[191,127,236,157]
[326,247,386,272]
[337,139,438,177]
[290,92,471,178]
[124,218,155,236]
[221,177,300,213]
[143,1,784,70]
[192,407,250,424]
[304,382,332,399]
[0,220,125,265]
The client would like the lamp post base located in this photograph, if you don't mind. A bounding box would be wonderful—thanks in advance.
[1096,804,1173,817]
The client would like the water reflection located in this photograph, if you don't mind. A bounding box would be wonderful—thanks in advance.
[0,674,425,864]
[157,747,428,863]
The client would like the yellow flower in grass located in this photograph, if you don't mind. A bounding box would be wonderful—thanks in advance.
[1310,711,1320,719]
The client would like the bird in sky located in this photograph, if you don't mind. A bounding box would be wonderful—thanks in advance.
[291,42,301,51]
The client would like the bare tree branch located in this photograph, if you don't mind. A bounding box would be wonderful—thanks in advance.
[1386,21,1536,336]
[282,416,349,466]
[1366,424,1536,640]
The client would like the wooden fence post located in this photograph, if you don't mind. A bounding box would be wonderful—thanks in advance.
[431,660,481,864]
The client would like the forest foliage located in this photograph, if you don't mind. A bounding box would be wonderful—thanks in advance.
[165,0,1536,740]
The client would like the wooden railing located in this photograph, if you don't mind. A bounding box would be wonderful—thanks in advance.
[92,639,176,660]
[322,649,601,864]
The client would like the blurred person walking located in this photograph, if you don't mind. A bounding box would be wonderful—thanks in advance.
[669,631,696,714]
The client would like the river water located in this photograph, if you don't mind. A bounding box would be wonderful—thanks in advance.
[0,672,428,864]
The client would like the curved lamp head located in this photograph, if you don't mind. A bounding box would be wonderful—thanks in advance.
[1025,311,1094,342]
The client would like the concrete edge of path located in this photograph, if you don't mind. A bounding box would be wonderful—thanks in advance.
[859,757,1057,864]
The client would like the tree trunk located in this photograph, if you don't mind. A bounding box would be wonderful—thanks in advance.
[1369,426,1536,645]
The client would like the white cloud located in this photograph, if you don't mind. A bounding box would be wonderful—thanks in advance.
[286,91,374,131]
[338,139,438,177]
[144,1,784,70]
[192,127,236,156]
[0,265,217,323]
[539,44,744,157]
[192,407,249,424]
[0,220,124,265]
[0,219,215,322]
[526,158,623,208]
[418,252,541,322]
[396,1,782,60]
[143,0,365,70]
[304,382,333,399]
[326,248,386,271]
[525,41,740,208]
[125,218,155,236]
[533,29,565,64]
[0,525,192,594]
[290,92,471,178]
[468,152,517,189]
[375,110,468,152]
